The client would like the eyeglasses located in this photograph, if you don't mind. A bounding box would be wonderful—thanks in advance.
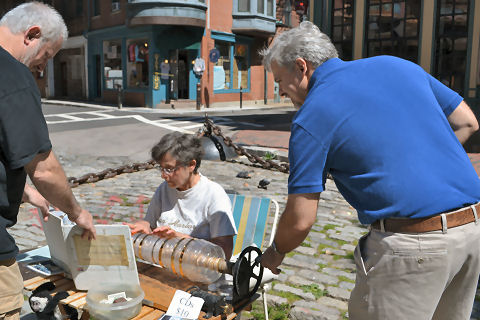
[157,166,180,175]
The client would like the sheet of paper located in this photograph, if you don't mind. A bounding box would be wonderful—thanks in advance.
[73,235,129,266]
[166,290,204,320]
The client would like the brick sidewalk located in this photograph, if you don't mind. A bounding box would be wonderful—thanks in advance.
[469,153,480,177]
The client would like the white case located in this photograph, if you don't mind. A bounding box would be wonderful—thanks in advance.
[40,210,139,290]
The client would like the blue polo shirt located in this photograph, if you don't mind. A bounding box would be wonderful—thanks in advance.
[288,56,480,225]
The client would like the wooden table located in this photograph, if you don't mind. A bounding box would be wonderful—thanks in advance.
[23,261,255,320]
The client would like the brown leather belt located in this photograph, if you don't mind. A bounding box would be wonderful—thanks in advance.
[371,203,480,233]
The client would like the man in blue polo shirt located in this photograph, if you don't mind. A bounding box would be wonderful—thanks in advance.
[260,21,480,319]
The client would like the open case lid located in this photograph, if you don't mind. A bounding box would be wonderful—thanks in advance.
[41,210,139,290]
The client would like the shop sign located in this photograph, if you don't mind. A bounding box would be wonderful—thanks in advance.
[209,48,220,63]
[153,53,160,90]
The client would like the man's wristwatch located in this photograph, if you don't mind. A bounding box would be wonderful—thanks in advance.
[271,240,286,255]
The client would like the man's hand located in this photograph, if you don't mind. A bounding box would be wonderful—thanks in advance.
[73,209,96,240]
[260,245,285,275]
[152,226,188,239]
[23,184,50,221]
[124,220,151,235]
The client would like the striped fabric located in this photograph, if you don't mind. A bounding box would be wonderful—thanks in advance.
[228,194,272,256]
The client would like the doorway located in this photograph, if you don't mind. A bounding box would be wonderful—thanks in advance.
[177,51,189,99]
[168,49,190,100]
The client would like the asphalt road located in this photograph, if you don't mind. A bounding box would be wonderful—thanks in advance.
[43,103,295,162]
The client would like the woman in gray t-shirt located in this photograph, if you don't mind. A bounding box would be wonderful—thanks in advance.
[125,132,237,259]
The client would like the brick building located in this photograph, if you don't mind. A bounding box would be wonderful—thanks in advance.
[0,1,302,108]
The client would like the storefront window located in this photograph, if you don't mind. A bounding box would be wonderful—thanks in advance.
[126,39,149,88]
[331,0,353,60]
[434,0,469,94]
[213,41,231,90]
[103,39,122,90]
[365,0,420,62]
[233,44,248,89]
[213,40,250,92]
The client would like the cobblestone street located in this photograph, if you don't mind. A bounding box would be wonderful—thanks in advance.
[14,148,480,319]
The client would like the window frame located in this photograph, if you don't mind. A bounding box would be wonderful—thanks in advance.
[92,0,101,17]
[433,0,470,94]
[112,0,121,12]
[364,0,421,63]
[102,39,124,92]
[233,0,276,18]
[211,31,251,94]
[330,0,354,61]
[126,38,150,89]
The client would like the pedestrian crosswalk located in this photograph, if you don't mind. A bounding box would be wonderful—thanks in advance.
[44,110,263,134]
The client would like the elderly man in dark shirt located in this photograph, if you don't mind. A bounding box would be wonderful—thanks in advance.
[0,2,96,319]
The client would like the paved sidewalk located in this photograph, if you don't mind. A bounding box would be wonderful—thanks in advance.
[41,98,294,115]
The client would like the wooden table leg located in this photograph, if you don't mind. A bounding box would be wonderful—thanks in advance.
[79,309,90,320]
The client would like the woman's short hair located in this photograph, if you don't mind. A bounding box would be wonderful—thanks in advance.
[151,133,204,173]
[260,21,338,71]
[0,1,68,44]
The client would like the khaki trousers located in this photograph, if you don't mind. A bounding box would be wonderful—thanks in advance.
[349,221,480,320]
[0,310,20,320]
[0,258,24,318]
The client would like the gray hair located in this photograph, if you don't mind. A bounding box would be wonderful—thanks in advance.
[260,21,338,71]
[0,1,68,44]
[151,133,204,173]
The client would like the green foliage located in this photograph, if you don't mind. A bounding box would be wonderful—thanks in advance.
[263,151,277,161]
[338,275,355,283]
[249,301,291,320]
[300,242,312,247]
[331,239,348,246]
[298,284,326,299]
[317,263,327,270]
[323,224,337,231]
[345,252,354,261]
[269,289,302,303]
[316,243,334,255]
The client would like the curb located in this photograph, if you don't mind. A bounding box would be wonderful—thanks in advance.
[41,99,295,115]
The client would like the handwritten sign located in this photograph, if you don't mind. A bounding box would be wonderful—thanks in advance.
[73,235,128,266]
[166,290,204,320]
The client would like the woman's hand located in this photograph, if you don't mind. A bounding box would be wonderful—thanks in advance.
[123,220,152,235]
[152,226,190,239]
